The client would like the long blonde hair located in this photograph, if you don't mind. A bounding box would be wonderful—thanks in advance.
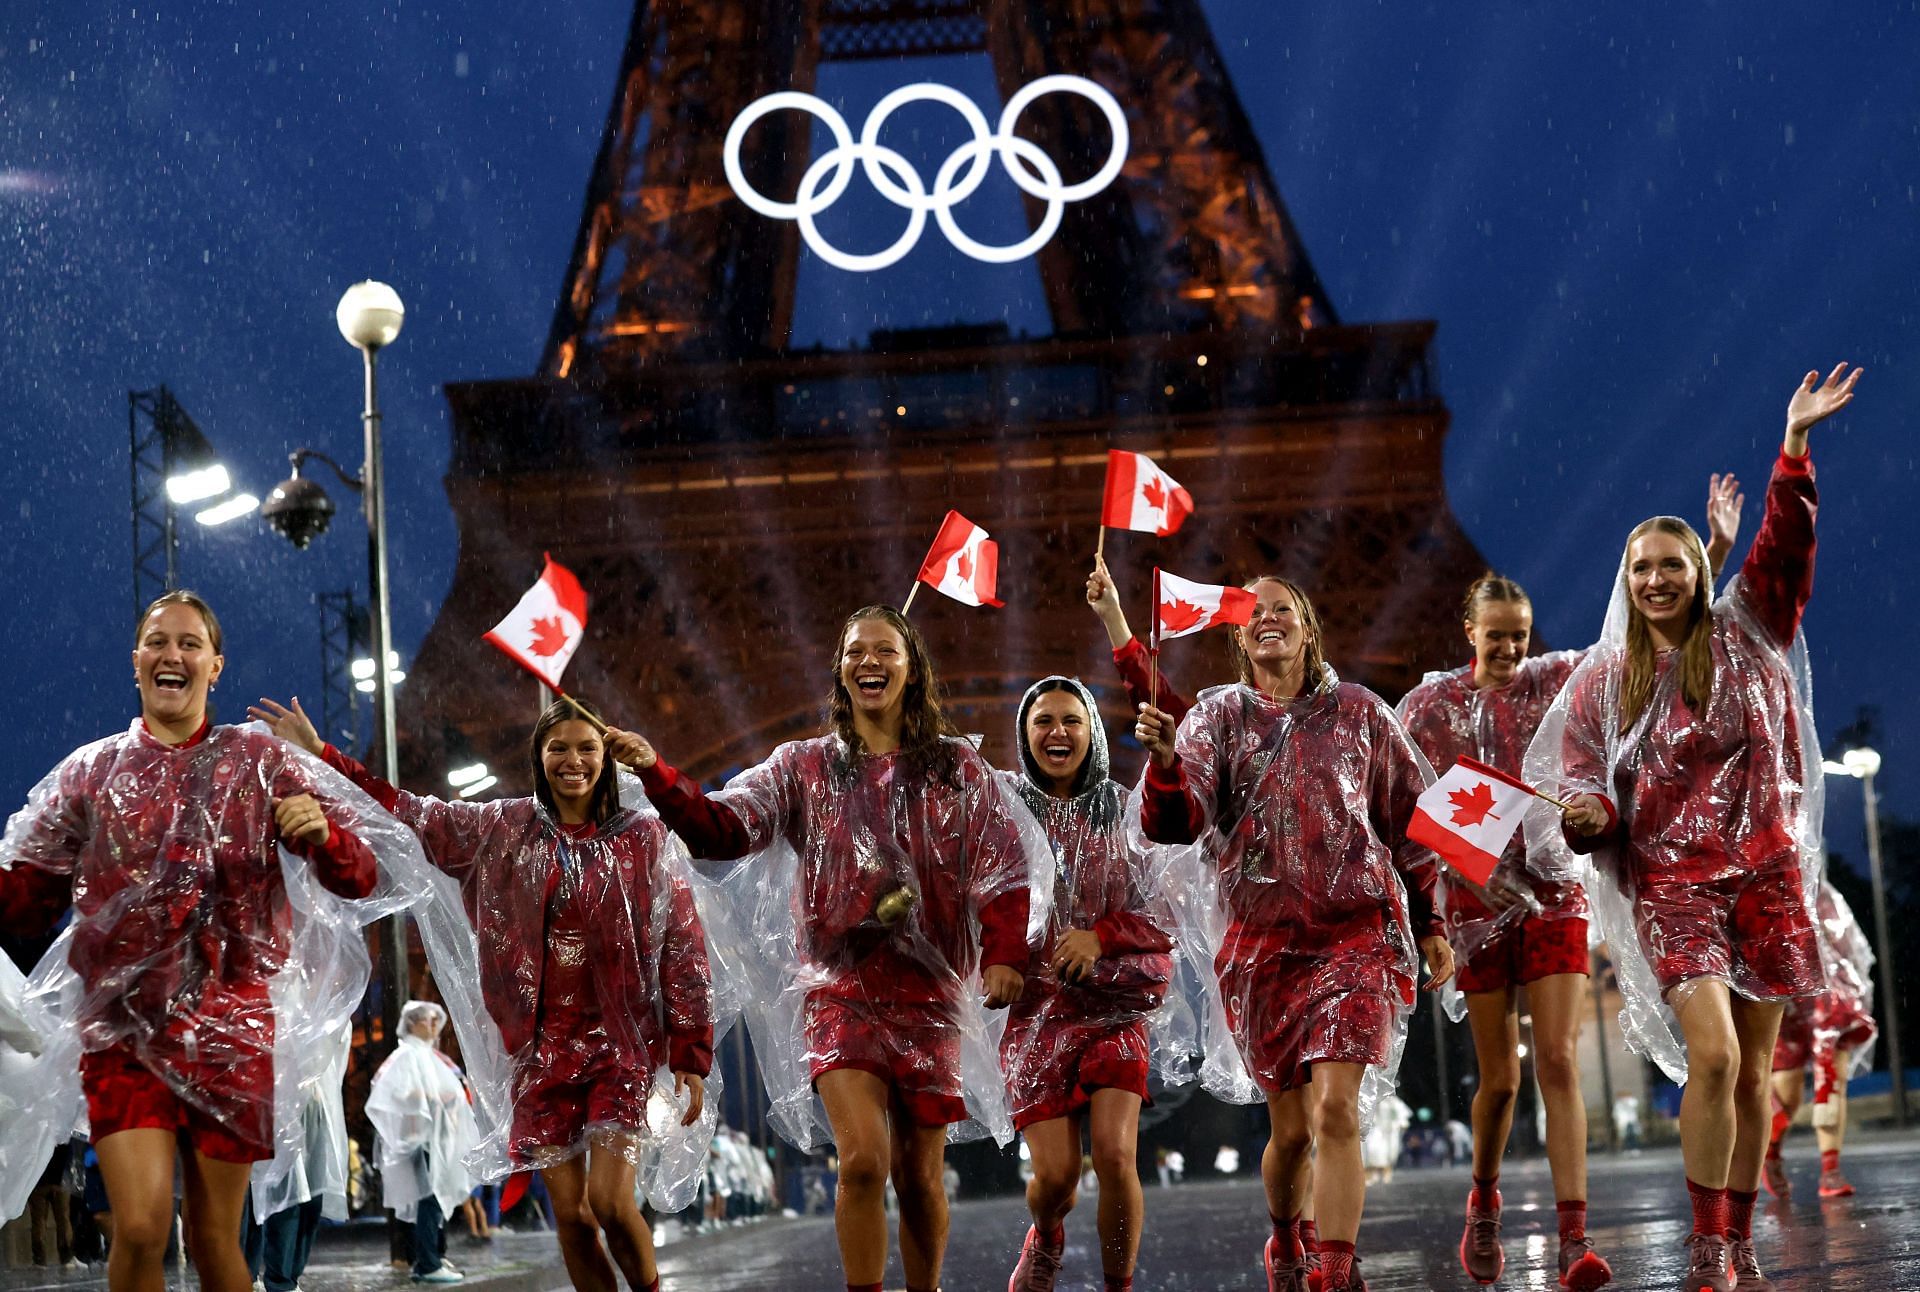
[1228,575,1327,692]
[1620,517,1715,734]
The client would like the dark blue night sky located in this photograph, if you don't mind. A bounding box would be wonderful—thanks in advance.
[2,3,1914,875]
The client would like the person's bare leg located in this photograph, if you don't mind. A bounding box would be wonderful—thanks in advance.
[178,1149,254,1292]
[1308,1064,1367,1244]
[585,1140,658,1290]
[889,1110,950,1291]
[1528,974,1591,1202]
[1814,1048,1851,1155]
[1463,989,1522,1183]
[1674,981,1740,1188]
[544,1157,617,1292]
[1088,1089,1144,1281]
[1020,1114,1081,1237]
[93,1129,177,1292]
[816,1069,893,1286]
[1727,998,1786,1193]
[1261,1089,1312,1224]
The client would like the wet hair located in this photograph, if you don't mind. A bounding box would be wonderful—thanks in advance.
[1227,575,1327,691]
[826,605,959,787]
[528,696,621,826]
[1462,571,1530,624]
[1620,517,1715,733]
[135,589,223,654]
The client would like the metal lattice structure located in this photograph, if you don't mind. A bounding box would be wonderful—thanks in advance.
[128,386,213,619]
[318,589,368,754]
[403,0,1493,798]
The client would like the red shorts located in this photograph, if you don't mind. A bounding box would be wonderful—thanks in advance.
[1455,914,1590,995]
[81,1048,271,1163]
[1000,1014,1152,1131]
[508,1061,652,1164]
[804,993,965,1127]
[1772,1007,1814,1073]
[1218,954,1397,1094]
[1637,868,1821,999]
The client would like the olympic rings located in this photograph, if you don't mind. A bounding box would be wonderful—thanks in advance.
[721,75,1130,272]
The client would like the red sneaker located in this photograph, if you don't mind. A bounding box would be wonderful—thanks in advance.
[1728,1236,1774,1291]
[1761,1153,1790,1200]
[1682,1232,1732,1292]
[1008,1225,1064,1292]
[1557,1234,1612,1289]
[1262,1235,1309,1292]
[1818,1168,1855,1198]
[1458,1188,1504,1285]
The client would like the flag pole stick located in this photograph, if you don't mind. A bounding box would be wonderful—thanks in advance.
[1525,783,1577,813]
[1096,524,1106,560]
[1149,565,1161,713]
[901,583,920,616]
[556,689,608,735]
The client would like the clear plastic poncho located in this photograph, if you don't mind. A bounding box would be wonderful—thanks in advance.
[1136,667,1442,1125]
[996,676,1193,1127]
[1810,879,1878,1080]
[368,1003,477,1222]
[1397,653,1585,1020]
[312,744,721,1207]
[0,721,513,1223]
[675,734,1052,1150]
[1523,460,1826,1081]
[252,1014,352,1221]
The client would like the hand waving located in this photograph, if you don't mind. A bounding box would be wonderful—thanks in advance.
[1785,362,1862,451]
[249,696,325,756]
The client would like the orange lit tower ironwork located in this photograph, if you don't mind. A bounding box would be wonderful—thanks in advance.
[401,0,1493,789]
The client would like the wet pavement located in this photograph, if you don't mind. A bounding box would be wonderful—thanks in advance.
[658,1130,1920,1290]
[4,1132,1914,1290]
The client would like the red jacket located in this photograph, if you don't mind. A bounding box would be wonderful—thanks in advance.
[321,745,713,1078]
[641,736,1032,1016]
[0,721,374,1071]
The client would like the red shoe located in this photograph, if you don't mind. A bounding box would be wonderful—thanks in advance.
[1761,1153,1790,1200]
[1818,1168,1855,1198]
[1728,1236,1774,1291]
[1682,1232,1732,1292]
[1008,1225,1064,1292]
[1458,1188,1504,1285]
[1557,1234,1612,1289]
[1262,1235,1309,1292]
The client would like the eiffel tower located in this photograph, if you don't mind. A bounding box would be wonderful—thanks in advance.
[401,0,1493,789]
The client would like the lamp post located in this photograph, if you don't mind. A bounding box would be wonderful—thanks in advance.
[1823,745,1904,1126]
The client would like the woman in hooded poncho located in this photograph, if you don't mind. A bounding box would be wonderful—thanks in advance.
[998,674,1178,1292]
[251,694,711,1292]
[1537,362,1861,1292]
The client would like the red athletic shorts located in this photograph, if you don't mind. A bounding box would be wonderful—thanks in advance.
[1772,1007,1814,1073]
[1218,953,1397,1094]
[804,993,966,1127]
[508,1059,651,1164]
[1000,1014,1152,1131]
[1637,868,1821,998]
[81,1047,271,1163]
[1455,914,1590,995]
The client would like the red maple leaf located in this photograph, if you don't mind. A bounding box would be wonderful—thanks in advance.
[955,548,973,583]
[1141,477,1167,513]
[1160,597,1206,634]
[1447,781,1500,828]
[526,615,571,658]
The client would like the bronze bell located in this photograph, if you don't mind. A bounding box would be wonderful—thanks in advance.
[874,886,918,926]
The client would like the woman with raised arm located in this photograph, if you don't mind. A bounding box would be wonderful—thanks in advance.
[997,675,1179,1292]
[623,606,1041,1292]
[1134,577,1453,1292]
[1535,363,1861,1292]
[0,592,378,1292]
[250,695,712,1292]
[1395,475,1739,1290]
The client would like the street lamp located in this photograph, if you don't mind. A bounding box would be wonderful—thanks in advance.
[1822,744,1903,1126]
[263,281,409,1051]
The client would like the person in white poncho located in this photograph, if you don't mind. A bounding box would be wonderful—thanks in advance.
[369,1001,478,1284]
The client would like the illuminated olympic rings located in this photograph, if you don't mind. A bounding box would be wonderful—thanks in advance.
[721,75,1129,271]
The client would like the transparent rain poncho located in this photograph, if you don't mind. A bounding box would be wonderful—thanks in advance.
[1397,653,1585,1019]
[652,734,1051,1150]
[1809,878,1877,1081]
[0,722,513,1223]
[253,1013,353,1221]
[314,746,719,1206]
[1135,666,1442,1122]
[368,1003,478,1223]
[996,677,1191,1128]
[1524,457,1826,1081]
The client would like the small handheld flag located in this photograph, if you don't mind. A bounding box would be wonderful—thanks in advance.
[907,510,1003,611]
[1102,450,1194,538]
[1406,756,1540,886]
[483,554,588,691]
[1153,569,1257,642]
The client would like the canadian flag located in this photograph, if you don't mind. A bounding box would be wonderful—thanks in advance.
[1405,756,1537,886]
[482,554,589,690]
[1154,568,1256,642]
[1102,450,1194,536]
[916,510,1003,608]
